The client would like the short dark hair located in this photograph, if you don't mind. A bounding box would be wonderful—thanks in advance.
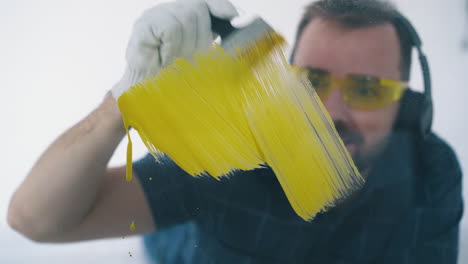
[292,0,412,81]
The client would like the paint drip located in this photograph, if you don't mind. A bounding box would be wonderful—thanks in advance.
[117,34,364,221]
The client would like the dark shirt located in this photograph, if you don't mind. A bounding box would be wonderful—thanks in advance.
[133,131,463,263]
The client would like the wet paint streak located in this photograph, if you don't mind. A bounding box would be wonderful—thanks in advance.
[117,33,364,221]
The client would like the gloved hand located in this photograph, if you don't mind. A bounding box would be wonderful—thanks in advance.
[111,0,238,99]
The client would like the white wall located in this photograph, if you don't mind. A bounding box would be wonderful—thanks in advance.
[0,0,466,263]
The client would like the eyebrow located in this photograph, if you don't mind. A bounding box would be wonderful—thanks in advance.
[303,66,380,79]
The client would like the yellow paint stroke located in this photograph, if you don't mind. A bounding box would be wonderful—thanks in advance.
[129,221,135,231]
[125,125,133,182]
[117,32,364,221]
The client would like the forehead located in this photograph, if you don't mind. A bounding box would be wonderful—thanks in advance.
[293,18,401,80]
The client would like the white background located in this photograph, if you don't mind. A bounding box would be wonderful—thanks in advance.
[1,0,467,263]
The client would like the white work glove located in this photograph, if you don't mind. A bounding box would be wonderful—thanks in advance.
[111,0,238,99]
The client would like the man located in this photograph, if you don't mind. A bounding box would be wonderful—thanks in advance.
[7,0,463,263]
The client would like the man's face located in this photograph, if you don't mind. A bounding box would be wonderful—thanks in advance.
[293,18,403,172]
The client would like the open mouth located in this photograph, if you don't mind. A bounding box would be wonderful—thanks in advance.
[339,134,363,157]
[344,142,358,156]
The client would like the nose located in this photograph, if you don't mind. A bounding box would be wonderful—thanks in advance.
[321,85,351,122]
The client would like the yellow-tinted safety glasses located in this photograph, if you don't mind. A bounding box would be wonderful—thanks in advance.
[296,67,406,110]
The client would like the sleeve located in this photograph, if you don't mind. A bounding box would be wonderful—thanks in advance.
[133,153,200,230]
[409,142,463,263]
[382,136,464,263]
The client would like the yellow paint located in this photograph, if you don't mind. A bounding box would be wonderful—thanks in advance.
[117,32,364,220]
[129,221,135,231]
[125,125,133,182]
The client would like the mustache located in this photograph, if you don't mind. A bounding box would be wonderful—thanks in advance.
[333,121,364,145]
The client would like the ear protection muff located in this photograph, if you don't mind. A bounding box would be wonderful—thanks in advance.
[289,10,433,139]
[396,89,433,138]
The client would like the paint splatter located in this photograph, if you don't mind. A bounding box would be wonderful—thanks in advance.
[117,35,364,221]
[128,251,133,257]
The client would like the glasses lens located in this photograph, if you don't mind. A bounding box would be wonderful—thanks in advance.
[306,69,330,99]
[344,76,401,110]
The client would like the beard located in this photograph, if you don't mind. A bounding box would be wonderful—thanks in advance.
[334,121,392,176]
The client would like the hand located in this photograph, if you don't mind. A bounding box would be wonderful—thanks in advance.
[111,0,238,99]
